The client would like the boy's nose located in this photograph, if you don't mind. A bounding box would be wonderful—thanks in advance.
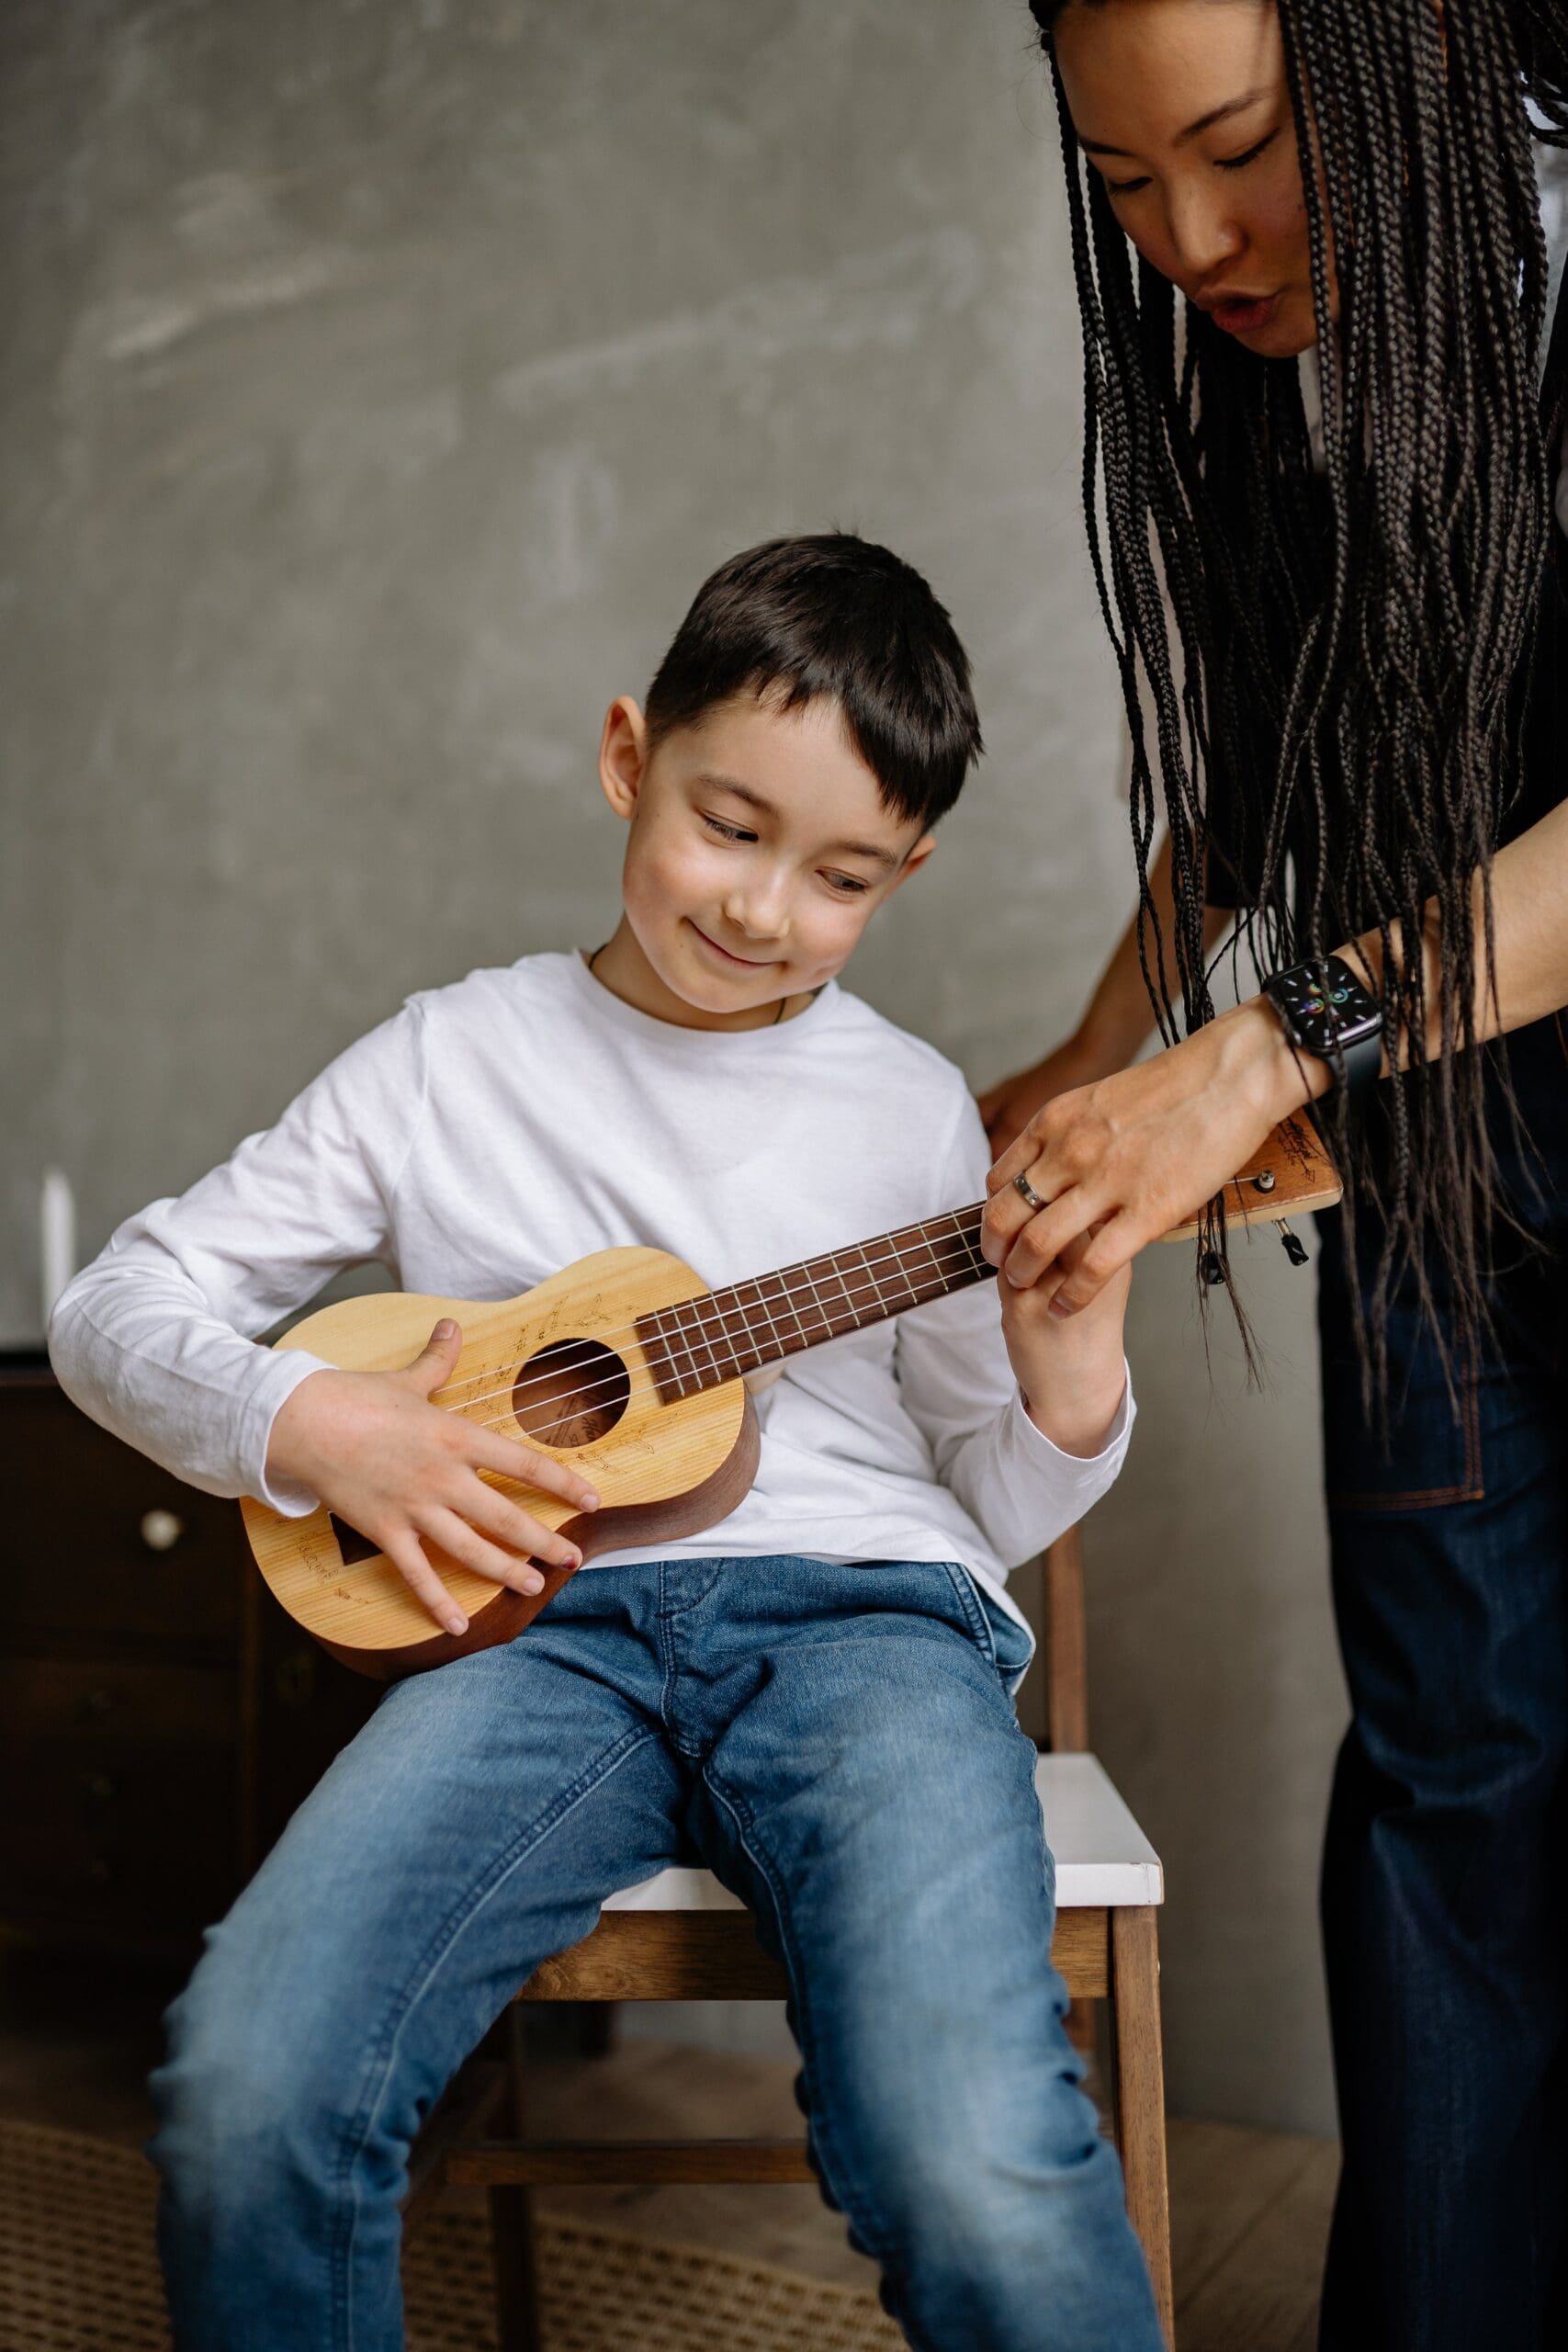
[723,880,790,941]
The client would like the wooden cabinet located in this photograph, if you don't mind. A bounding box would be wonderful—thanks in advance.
[0,1351,378,1960]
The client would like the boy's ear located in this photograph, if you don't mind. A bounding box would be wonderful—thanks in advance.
[598,696,649,821]
[886,831,938,895]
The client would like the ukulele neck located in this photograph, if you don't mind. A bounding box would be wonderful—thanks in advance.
[637,1204,995,1403]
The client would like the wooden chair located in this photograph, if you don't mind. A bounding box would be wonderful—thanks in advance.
[411,1528,1174,2348]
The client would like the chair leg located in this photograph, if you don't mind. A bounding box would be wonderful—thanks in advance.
[1109,1905,1175,2349]
[574,1999,615,2058]
[489,2008,545,2352]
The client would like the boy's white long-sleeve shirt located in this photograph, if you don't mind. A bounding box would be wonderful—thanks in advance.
[49,951,1134,1635]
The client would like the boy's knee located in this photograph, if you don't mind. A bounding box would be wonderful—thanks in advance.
[151,1958,361,2215]
[826,2029,1106,2258]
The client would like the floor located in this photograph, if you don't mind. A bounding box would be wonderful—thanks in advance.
[0,1938,1335,2351]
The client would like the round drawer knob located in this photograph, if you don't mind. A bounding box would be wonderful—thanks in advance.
[80,1772,118,1804]
[140,1508,186,1553]
[78,1687,117,1722]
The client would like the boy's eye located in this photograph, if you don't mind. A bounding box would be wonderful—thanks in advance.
[701,813,756,843]
[823,871,870,897]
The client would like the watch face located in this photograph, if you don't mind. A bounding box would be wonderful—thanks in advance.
[1271,961,1380,1054]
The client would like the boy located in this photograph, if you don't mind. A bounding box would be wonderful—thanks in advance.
[50,533,1165,2351]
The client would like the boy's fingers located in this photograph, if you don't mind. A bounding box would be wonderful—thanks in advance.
[424,1507,563,1598]
[466,1481,584,1571]
[407,1317,464,1395]
[468,1426,601,1511]
[381,1531,469,1638]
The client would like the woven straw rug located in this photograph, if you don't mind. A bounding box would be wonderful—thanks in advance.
[0,2117,903,2352]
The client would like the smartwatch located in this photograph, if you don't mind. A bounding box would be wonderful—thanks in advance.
[1260,955,1383,1093]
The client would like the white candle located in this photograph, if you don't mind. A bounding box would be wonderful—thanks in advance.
[40,1167,77,1331]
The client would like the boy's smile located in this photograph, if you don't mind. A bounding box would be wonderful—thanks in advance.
[591,690,936,1032]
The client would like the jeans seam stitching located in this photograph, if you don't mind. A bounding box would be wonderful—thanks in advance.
[328,1719,660,2345]
[939,1560,998,1668]
[700,1761,898,2263]
[1326,1329,1486,1511]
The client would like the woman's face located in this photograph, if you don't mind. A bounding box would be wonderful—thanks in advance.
[1053,0,1331,360]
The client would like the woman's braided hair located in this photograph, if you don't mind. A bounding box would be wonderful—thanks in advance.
[1029,0,1567,1392]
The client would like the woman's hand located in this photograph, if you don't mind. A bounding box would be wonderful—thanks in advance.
[265,1319,602,1636]
[982,1000,1313,1316]
[978,1031,1124,1156]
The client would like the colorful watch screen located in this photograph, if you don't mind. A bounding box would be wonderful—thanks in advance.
[1270,960,1380,1055]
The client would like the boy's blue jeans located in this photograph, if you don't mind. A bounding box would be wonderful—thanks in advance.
[150,1555,1164,2352]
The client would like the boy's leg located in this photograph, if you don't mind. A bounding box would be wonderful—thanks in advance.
[674,1556,1165,2352]
[151,1566,683,2352]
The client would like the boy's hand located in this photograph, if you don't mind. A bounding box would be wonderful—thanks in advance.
[264,1319,601,1637]
[996,1228,1131,1459]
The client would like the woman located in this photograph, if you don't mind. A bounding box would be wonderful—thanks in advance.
[980,4,1568,2348]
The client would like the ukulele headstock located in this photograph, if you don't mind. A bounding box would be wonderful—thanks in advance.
[1159,1113,1341,1244]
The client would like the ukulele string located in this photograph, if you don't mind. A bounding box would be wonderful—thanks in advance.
[459,1227,990,1442]
[446,1223,992,1450]
[429,1213,988,1428]
[469,1243,992,1452]
[424,1204,989,1413]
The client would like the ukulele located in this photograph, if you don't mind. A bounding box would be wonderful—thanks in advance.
[241,1114,1338,1679]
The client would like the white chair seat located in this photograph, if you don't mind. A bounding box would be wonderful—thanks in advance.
[602,1750,1162,1917]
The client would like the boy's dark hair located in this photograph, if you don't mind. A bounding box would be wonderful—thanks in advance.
[645,532,983,828]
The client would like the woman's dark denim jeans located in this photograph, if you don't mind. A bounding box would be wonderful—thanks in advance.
[1315,1012,1568,2352]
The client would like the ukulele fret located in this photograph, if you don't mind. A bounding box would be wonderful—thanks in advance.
[636,1207,998,1404]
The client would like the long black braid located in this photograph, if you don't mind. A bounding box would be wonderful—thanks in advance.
[1028,0,1566,1395]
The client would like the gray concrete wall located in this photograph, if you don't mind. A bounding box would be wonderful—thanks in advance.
[0,0,1346,2136]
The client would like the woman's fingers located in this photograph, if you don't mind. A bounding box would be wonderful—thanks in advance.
[466,1424,602,1510]
[380,1529,471,1637]
[981,1148,1066,1267]
[1042,1215,1138,1317]
[987,1104,1058,1197]
[997,1183,1103,1291]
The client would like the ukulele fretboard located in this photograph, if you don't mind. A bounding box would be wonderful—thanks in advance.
[637,1204,995,1404]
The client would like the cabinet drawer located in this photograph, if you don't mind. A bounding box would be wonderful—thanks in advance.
[0,1657,237,1745]
[0,1734,240,1931]
[0,1386,243,1645]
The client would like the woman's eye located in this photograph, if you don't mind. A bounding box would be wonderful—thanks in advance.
[702,814,755,843]
[1216,129,1279,173]
[1108,174,1152,197]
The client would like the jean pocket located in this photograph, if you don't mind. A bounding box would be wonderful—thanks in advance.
[942,1567,1036,1694]
[1318,1277,1483,1513]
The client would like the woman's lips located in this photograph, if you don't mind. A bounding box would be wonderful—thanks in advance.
[1209,292,1277,336]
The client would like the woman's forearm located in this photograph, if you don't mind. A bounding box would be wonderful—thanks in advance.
[1235,795,1568,1125]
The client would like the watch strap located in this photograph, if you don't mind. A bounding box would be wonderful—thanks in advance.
[1335,1025,1383,1094]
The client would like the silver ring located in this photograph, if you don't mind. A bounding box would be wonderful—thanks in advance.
[1012,1170,1046,1213]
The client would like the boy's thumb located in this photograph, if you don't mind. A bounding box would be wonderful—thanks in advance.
[411,1317,461,1388]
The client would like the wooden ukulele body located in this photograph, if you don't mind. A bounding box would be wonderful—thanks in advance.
[240,1248,758,1681]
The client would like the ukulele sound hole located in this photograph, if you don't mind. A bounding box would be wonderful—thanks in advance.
[329,1515,381,1566]
[513,1337,629,1450]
